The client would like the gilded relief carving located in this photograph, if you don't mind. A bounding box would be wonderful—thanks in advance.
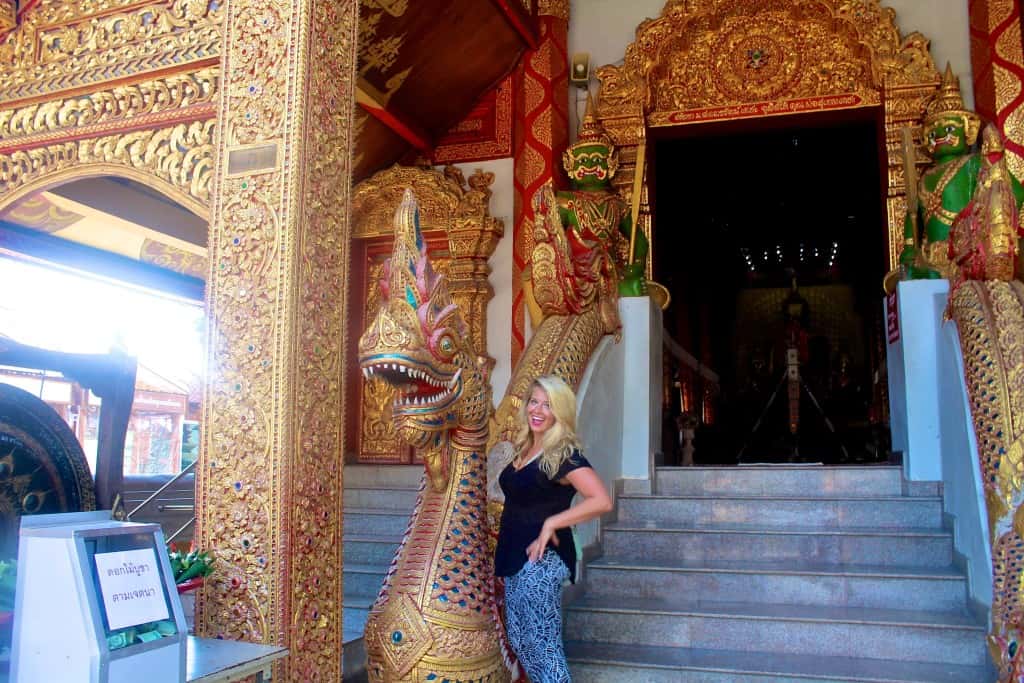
[0,68,218,144]
[596,0,940,271]
[0,0,221,216]
[0,120,215,217]
[0,0,222,103]
[198,0,358,679]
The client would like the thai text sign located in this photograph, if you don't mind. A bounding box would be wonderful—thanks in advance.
[94,548,169,630]
[650,94,867,127]
[887,291,900,343]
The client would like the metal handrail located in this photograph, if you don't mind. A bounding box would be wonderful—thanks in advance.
[127,460,197,519]
[157,504,195,512]
[166,516,196,544]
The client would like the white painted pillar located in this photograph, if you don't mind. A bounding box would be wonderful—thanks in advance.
[618,297,663,493]
[885,279,949,481]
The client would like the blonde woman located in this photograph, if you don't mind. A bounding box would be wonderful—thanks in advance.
[493,375,613,682]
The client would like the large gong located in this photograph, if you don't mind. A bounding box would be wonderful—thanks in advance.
[0,382,96,557]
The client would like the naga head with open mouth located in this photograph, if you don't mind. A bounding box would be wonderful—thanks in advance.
[357,189,490,490]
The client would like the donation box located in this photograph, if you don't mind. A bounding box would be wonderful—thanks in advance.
[12,511,186,683]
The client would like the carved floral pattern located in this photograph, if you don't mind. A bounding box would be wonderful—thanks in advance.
[196,1,358,681]
[0,1,221,216]
[0,0,222,104]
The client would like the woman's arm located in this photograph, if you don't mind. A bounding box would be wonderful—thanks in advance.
[525,467,613,562]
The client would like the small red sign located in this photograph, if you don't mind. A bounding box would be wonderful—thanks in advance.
[886,291,900,344]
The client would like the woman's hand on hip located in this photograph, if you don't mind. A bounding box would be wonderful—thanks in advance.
[526,520,559,562]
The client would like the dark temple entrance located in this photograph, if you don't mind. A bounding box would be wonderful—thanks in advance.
[650,111,891,465]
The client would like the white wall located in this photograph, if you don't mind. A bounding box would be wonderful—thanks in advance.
[575,335,623,550]
[575,297,663,549]
[885,280,992,610]
[439,158,515,405]
[939,321,992,611]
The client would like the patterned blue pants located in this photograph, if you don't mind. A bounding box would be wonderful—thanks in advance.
[505,550,571,683]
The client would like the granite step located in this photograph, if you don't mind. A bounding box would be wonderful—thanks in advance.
[655,465,904,498]
[343,563,391,596]
[343,592,375,644]
[343,534,403,565]
[343,486,420,510]
[602,521,953,567]
[565,641,994,683]
[344,507,412,536]
[563,596,987,666]
[582,558,967,612]
[617,494,944,529]
[344,464,423,489]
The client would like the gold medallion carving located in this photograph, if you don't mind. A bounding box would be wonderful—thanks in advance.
[596,0,941,271]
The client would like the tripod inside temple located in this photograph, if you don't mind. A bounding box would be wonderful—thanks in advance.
[736,274,850,463]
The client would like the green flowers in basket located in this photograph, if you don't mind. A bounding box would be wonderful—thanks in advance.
[0,559,15,612]
[168,543,214,585]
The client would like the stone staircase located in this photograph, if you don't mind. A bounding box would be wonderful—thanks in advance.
[565,465,994,682]
[342,464,421,676]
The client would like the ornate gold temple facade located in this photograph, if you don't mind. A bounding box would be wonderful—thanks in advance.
[595,0,942,272]
[3,0,1024,679]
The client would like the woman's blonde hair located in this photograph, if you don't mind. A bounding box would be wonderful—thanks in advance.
[514,375,581,478]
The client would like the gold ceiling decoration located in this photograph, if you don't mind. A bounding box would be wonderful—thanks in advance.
[596,0,941,271]
[0,2,13,34]
[359,0,411,104]
[0,191,83,232]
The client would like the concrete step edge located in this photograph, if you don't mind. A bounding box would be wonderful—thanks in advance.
[564,641,991,683]
[585,560,965,581]
[603,523,951,537]
[564,599,984,630]
[655,465,902,472]
[342,563,390,574]
[343,533,404,543]
[620,494,941,502]
[343,507,412,516]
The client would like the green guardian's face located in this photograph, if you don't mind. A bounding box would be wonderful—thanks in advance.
[926,116,969,158]
[569,143,612,189]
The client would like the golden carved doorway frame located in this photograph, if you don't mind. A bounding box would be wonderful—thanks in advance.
[595,0,944,274]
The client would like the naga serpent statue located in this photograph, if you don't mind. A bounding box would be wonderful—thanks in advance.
[898,66,1024,681]
[358,189,510,683]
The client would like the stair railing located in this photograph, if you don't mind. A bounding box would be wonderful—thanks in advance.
[127,460,197,542]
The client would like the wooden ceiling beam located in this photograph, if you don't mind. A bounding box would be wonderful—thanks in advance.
[356,79,434,158]
[490,0,538,50]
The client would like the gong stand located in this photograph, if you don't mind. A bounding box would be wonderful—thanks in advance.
[0,337,136,509]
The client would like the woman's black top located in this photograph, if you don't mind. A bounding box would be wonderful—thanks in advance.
[494,448,591,583]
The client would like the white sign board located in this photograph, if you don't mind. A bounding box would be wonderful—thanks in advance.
[94,548,170,630]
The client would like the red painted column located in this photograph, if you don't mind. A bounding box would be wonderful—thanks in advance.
[511,0,569,367]
[969,0,1024,180]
